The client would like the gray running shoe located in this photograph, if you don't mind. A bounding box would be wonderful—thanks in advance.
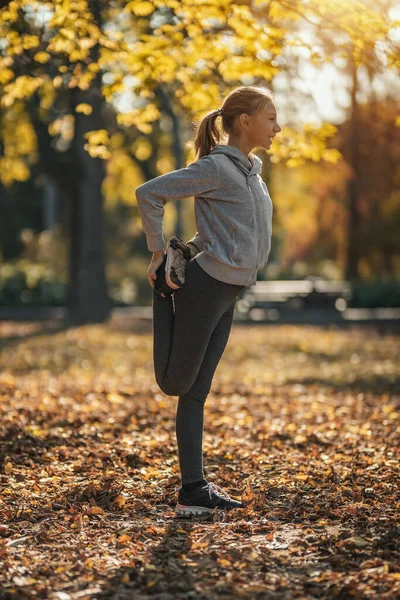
[176,480,244,516]
[165,235,192,290]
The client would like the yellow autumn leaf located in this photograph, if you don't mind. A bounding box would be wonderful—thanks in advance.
[113,494,126,508]
[75,103,93,115]
[126,0,155,17]
[21,34,40,50]
[70,518,82,531]
[85,145,111,159]
[59,27,75,40]
[87,506,105,515]
[33,52,51,64]
[84,129,109,144]
[117,533,131,544]
[0,69,14,84]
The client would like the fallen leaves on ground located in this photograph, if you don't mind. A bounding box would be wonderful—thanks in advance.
[0,320,399,599]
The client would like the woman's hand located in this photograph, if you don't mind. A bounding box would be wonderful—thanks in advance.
[147,249,165,288]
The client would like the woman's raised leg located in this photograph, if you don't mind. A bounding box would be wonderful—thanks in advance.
[152,258,243,397]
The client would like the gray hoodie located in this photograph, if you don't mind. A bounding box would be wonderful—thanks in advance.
[135,144,273,287]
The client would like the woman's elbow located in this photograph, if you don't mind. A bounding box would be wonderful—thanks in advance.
[135,182,147,200]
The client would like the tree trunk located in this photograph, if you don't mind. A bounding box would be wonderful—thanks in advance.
[65,0,111,325]
[66,84,111,325]
[345,55,361,281]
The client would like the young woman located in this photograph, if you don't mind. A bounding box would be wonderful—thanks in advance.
[135,85,281,516]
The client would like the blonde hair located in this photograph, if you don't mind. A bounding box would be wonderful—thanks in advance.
[193,85,274,160]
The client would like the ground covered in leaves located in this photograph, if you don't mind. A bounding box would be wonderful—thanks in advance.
[0,320,399,599]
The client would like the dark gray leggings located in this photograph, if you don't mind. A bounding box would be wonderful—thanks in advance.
[152,257,245,484]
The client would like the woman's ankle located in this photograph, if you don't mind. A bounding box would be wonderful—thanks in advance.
[187,242,200,258]
[182,478,207,492]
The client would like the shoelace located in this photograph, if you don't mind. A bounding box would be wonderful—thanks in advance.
[202,481,232,501]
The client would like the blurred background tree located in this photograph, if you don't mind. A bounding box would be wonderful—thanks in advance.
[0,0,399,322]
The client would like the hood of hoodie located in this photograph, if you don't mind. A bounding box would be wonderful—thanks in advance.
[209,144,263,178]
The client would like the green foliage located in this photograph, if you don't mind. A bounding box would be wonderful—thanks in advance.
[0,259,152,307]
[0,261,66,306]
[349,280,400,308]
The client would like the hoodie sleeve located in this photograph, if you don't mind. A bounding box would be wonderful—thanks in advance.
[135,155,219,252]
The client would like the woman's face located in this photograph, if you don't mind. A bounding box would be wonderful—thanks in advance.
[248,102,281,151]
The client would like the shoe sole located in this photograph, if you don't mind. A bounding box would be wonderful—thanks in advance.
[175,503,243,516]
[175,503,218,516]
[165,237,191,289]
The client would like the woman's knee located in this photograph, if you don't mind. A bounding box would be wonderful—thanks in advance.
[156,374,194,397]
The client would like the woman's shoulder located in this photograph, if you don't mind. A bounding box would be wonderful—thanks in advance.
[198,152,233,173]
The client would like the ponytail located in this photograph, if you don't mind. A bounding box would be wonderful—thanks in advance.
[192,108,224,160]
[192,85,274,160]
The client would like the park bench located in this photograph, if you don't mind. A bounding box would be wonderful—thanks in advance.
[236,277,352,321]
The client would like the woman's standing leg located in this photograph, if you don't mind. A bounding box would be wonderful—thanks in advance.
[176,301,236,485]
